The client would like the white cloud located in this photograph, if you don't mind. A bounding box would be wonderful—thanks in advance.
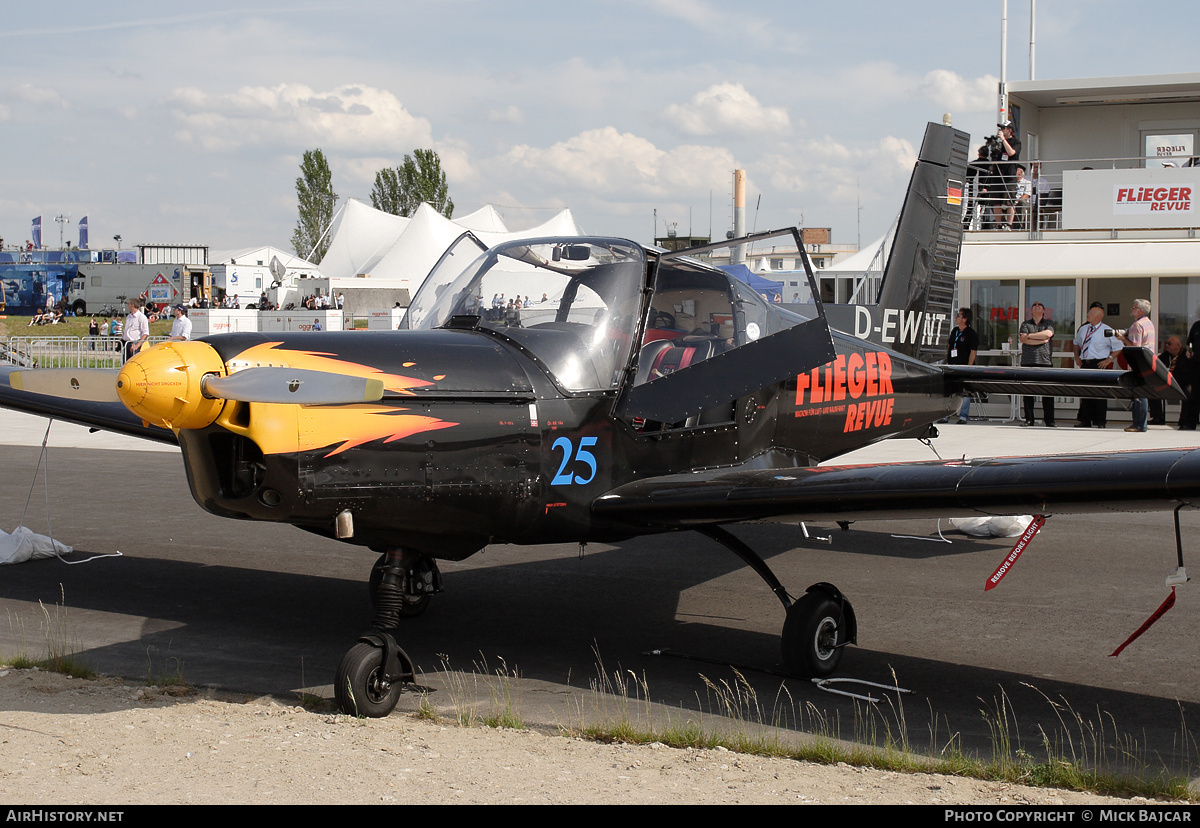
[501,126,733,199]
[487,105,524,125]
[919,70,997,114]
[10,83,67,108]
[664,83,790,137]
[164,83,433,154]
[765,135,916,207]
[341,156,393,186]
[434,142,476,186]
[644,0,807,53]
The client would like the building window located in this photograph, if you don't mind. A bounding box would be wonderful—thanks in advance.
[968,279,1020,353]
[1159,277,1200,341]
[1025,280,1076,364]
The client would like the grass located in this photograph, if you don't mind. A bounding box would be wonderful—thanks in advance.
[421,654,525,730]
[2,587,95,679]
[144,643,190,690]
[415,650,1197,802]
[0,315,171,340]
[296,656,336,712]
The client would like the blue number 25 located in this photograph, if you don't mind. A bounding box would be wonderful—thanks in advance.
[551,436,599,486]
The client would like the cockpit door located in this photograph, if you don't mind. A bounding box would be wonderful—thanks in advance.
[616,229,835,425]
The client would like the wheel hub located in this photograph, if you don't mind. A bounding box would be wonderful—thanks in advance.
[814,617,838,660]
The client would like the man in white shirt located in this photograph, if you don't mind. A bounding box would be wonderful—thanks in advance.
[122,299,149,361]
[167,304,192,341]
[1071,301,1119,428]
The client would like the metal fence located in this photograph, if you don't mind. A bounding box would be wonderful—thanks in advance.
[2,336,170,369]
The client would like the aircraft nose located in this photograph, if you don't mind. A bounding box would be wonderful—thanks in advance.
[116,340,226,429]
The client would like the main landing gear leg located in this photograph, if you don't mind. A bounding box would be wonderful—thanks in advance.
[336,548,432,717]
[697,526,858,678]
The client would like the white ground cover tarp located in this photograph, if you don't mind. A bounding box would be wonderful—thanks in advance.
[0,526,72,565]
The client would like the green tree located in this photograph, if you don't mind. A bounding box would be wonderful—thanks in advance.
[370,148,454,218]
[292,149,338,263]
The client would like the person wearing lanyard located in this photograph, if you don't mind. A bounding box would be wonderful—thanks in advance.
[945,307,978,423]
[1071,301,1119,428]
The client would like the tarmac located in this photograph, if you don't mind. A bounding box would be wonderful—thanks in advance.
[2,404,1200,768]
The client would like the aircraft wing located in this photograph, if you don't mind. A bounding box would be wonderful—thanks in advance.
[592,448,1200,527]
[0,366,177,445]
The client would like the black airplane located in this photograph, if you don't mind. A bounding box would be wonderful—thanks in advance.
[0,122,1193,718]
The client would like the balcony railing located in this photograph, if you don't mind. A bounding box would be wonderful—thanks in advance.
[963,155,1199,236]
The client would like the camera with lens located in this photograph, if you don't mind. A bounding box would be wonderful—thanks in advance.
[1104,328,1126,338]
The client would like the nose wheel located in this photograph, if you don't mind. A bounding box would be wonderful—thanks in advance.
[336,548,434,717]
[335,635,414,718]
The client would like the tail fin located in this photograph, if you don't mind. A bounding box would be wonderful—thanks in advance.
[825,122,970,362]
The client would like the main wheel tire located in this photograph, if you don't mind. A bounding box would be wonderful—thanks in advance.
[335,642,403,717]
[781,592,845,677]
[71,300,86,316]
[368,554,432,617]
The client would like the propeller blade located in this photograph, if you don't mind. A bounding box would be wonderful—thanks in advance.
[9,368,120,402]
[201,368,386,405]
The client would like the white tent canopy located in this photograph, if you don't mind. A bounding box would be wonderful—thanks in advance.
[319,199,584,293]
[211,245,318,270]
[821,231,892,273]
[318,199,410,282]
[454,204,509,234]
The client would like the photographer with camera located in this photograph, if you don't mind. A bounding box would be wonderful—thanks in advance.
[989,120,1022,231]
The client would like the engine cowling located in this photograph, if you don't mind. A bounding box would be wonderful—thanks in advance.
[117,341,226,429]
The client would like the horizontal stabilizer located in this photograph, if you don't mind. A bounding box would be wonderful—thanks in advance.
[943,347,1183,401]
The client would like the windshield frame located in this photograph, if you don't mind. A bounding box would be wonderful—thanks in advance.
[407,236,648,394]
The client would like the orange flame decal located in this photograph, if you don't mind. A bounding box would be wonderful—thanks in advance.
[228,342,436,395]
[302,406,458,457]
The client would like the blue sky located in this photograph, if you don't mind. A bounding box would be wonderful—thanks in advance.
[1,1,1196,257]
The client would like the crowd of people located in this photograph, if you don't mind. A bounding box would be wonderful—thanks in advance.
[950,297,1199,431]
[472,292,551,325]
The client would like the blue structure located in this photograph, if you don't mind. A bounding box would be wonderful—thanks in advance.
[717,264,784,301]
[0,248,135,313]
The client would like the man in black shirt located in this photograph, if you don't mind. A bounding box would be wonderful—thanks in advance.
[946,307,979,423]
[1019,301,1055,427]
[991,120,1022,230]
